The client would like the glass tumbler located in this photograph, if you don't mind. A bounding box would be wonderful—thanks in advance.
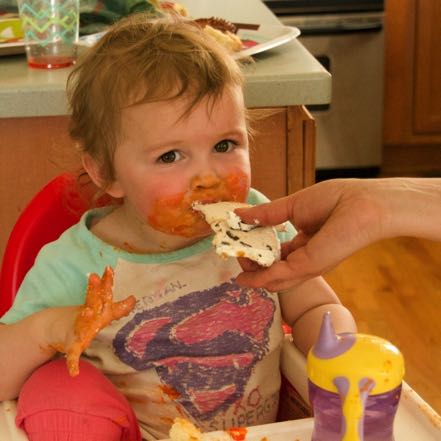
[18,0,79,68]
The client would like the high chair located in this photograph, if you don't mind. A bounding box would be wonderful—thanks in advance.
[0,173,114,440]
[0,338,310,441]
[0,177,439,441]
[0,173,107,317]
[0,173,311,440]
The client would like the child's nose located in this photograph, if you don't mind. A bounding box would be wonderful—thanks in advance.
[190,174,221,190]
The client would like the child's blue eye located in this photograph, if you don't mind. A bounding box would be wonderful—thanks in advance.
[158,150,181,163]
[214,140,235,153]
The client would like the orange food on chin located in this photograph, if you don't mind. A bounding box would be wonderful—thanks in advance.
[148,205,211,237]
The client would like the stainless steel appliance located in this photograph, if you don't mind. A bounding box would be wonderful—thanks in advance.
[264,0,385,178]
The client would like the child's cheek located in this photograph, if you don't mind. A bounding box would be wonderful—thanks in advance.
[224,171,249,202]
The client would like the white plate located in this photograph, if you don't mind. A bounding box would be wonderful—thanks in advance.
[76,25,300,59]
[156,383,441,441]
[1,23,300,58]
[0,40,25,56]
[234,24,300,59]
[75,31,106,48]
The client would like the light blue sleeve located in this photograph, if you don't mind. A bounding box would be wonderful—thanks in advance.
[0,218,114,324]
[247,188,297,243]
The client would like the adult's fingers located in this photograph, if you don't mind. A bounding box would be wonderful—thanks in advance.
[237,257,262,272]
[235,259,309,290]
[238,207,379,291]
[235,180,346,232]
[234,195,296,227]
[280,232,311,259]
[235,246,334,291]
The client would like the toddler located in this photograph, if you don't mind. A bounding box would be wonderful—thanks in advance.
[0,13,356,441]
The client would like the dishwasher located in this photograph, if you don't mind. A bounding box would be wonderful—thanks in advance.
[264,0,385,179]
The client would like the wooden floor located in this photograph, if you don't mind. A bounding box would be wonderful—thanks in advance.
[324,236,441,414]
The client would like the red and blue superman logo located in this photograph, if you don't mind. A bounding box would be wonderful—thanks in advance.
[113,280,275,420]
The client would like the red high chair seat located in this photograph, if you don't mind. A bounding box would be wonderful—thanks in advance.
[0,173,107,317]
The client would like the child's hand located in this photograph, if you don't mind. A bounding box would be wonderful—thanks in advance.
[65,266,136,376]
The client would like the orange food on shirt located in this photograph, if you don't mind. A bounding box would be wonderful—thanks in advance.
[160,384,181,400]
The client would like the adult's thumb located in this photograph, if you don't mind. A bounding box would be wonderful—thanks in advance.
[235,195,296,226]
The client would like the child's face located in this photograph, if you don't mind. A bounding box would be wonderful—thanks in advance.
[109,85,251,239]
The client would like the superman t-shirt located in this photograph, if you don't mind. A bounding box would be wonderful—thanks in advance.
[92,252,284,439]
[1,188,295,440]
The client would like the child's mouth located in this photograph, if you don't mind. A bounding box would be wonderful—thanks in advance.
[147,172,250,237]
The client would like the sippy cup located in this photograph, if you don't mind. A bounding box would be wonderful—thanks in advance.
[307,312,405,441]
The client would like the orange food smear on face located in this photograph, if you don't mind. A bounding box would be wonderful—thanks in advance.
[224,172,249,199]
[148,170,249,237]
[227,427,247,441]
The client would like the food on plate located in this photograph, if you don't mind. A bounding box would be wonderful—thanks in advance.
[159,1,189,16]
[202,26,243,52]
[194,17,242,53]
[193,201,281,267]
[168,417,238,441]
[169,417,202,441]
[194,17,238,34]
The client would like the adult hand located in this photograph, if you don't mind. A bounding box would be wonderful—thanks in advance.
[235,178,441,291]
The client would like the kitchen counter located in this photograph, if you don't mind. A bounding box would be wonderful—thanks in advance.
[0,0,331,118]
[0,0,328,263]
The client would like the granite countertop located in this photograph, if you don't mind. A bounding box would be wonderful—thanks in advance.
[0,0,331,118]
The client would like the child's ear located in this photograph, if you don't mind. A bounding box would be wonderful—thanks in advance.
[81,153,125,198]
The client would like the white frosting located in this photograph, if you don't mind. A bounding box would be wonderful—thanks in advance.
[225,210,256,231]
[193,202,281,267]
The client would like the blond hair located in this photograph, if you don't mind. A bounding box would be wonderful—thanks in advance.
[67,13,244,186]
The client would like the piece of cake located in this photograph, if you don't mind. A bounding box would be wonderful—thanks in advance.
[194,17,238,34]
[193,17,243,53]
[193,201,281,267]
[201,25,243,53]
[168,417,237,441]
[160,1,189,16]
[169,417,202,441]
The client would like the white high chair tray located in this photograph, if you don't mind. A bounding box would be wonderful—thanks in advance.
[161,391,441,440]
[1,340,440,440]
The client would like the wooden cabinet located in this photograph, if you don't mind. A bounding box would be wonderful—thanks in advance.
[250,106,315,197]
[0,106,315,262]
[383,0,441,175]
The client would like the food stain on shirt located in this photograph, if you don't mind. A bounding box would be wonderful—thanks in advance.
[160,416,175,426]
[160,384,182,400]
